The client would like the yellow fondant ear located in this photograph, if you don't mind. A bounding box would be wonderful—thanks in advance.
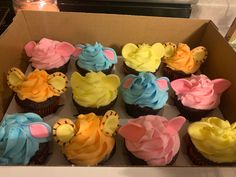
[7,67,25,92]
[191,46,208,64]
[122,43,138,58]
[71,72,82,90]
[103,74,121,88]
[53,118,76,146]
[163,42,177,61]
[151,43,165,59]
[101,110,119,136]
[48,72,68,94]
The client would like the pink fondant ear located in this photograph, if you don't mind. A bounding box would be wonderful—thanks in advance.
[171,79,192,94]
[166,116,186,136]
[56,42,75,57]
[104,49,115,61]
[123,78,133,89]
[24,41,36,57]
[212,79,231,94]
[29,124,49,138]
[156,78,169,90]
[72,47,83,57]
[119,122,145,142]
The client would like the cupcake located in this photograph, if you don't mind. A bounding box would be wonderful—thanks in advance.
[0,113,51,165]
[171,74,231,122]
[120,72,169,118]
[162,42,208,81]
[74,42,117,76]
[186,117,236,166]
[71,71,120,115]
[53,110,119,166]
[122,43,165,75]
[7,67,68,117]
[24,38,76,74]
[119,115,186,166]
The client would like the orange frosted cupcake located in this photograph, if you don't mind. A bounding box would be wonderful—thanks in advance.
[53,110,119,166]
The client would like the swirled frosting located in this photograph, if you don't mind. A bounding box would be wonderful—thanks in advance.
[119,115,186,166]
[120,72,169,109]
[171,74,231,110]
[0,113,51,165]
[122,43,165,72]
[163,43,207,74]
[75,42,117,71]
[57,112,118,166]
[188,117,236,163]
[71,71,120,108]
[24,38,75,70]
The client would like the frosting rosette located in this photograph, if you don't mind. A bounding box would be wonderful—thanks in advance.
[119,115,186,166]
[71,71,120,108]
[0,113,51,165]
[162,43,208,74]
[24,38,75,70]
[188,117,236,163]
[122,43,165,72]
[53,110,119,166]
[171,74,231,110]
[120,72,169,109]
[75,42,117,71]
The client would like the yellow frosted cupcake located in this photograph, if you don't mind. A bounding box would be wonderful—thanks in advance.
[53,110,119,166]
[122,43,165,75]
[71,71,120,115]
[186,117,236,166]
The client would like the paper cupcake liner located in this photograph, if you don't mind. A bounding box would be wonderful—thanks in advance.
[15,95,60,117]
[28,142,50,165]
[123,62,158,76]
[125,103,161,118]
[75,62,114,76]
[162,65,191,81]
[174,97,212,122]
[185,134,235,166]
[72,97,117,116]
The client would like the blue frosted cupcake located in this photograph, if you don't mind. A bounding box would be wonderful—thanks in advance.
[0,113,51,165]
[74,42,117,75]
[120,72,169,118]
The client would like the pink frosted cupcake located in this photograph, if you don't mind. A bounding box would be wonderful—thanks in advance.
[119,115,186,166]
[171,74,231,122]
[24,38,76,74]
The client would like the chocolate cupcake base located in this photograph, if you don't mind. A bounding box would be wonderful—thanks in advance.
[174,97,212,122]
[75,61,114,76]
[125,103,161,118]
[15,95,61,117]
[162,65,191,81]
[185,134,235,166]
[123,62,158,76]
[73,97,117,116]
[29,142,50,165]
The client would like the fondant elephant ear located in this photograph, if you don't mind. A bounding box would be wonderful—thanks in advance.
[156,77,169,91]
[166,116,186,136]
[151,43,165,59]
[56,42,75,57]
[122,43,138,58]
[24,41,36,57]
[7,67,25,92]
[48,72,68,94]
[163,42,177,60]
[29,123,51,139]
[53,118,76,146]
[191,46,208,64]
[171,79,192,94]
[101,110,119,136]
[103,48,117,63]
[212,79,231,94]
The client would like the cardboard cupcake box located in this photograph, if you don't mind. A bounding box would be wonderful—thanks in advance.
[0,11,236,177]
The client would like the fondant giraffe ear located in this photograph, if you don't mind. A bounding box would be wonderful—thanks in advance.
[103,48,117,63]
[191,46,208,64]
[48,72,68,94]
[166,116,186,136]
[53,118,76,146]
[151,43,165,59]
[163,42,177,60]
[7,67,25,92]
[212,79,231,94]
[24,41,36,57]
[56,42,75,57]
[156,77,169,91]
[122,43,138,58]
[101,110,119,136]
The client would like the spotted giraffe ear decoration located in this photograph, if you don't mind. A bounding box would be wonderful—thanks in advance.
[48,72,68,94]
[191,46,208,64]
[101,110,119,137]
[7,67,26,92]
[163,42,177,61]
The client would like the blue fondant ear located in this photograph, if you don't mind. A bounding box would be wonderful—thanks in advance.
[156,77,169,91]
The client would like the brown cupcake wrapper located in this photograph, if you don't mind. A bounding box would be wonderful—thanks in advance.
[123,62,158,76]
[72,97,117,116]
[15,95,61,117]
[162,65,191,81]
[185,134,235,166]
[125,103,161,118]
[174,97,212,122]
[28,142,50,165]
[75,61,114,76]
